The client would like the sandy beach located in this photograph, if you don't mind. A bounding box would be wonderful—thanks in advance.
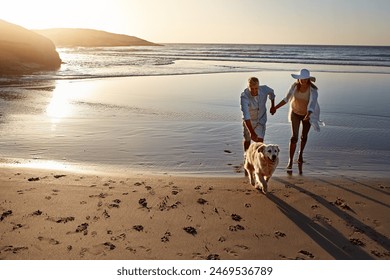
[1,46,389,262]
[1,166,389,260]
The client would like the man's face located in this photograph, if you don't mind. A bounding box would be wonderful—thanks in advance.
[249,82,259,96]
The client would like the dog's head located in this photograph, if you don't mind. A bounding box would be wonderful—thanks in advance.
[258,144,280,162]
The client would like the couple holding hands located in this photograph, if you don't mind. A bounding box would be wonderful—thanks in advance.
[240,68,321,173]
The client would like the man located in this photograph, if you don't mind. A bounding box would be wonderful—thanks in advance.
[240,77,275,152]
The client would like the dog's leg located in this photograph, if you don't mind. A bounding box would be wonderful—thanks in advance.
[254,171,264,191]
[243,153,249,177]
[258,174,268,194]
[245,162,255,186]
[248,170,255,186]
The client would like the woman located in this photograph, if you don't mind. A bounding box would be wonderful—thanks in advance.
[271,69,321,173]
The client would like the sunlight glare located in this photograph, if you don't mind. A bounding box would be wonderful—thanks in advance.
[46,80,96,123]
[46,83,73,123]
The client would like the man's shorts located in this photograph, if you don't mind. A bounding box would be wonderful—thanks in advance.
[243,121,266,141]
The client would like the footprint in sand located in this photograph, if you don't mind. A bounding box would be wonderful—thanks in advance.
[0,210,12,221]
[218,236,226,242]
[224,248,238,257]
[229,224,245,231]
[207,254,220,260]
[231,214,242,222]
[371,250,390,258]
[0,245,28,254]
[138,198,148,208]
[224,245,249,257]
[197,198,208,205]
[89,192,109,199]
[72,223,89,235]
[298,250,315,259]
[274,231,286,238]
[158,196,181,211]
[31,210,43,216]
[37,236,60,245]
[110,233,126,241]
[235,244,250,251]
[108,203,120,209]
[183,226,197,236]
[11,223,25,231]
[312,214,331,225]
[47,216,75,224]
[333,198,354,211]
[28,177,40,182]
[125,246,151,254]
[133,225,144,232]
[350,238,365,246]
[16,187,36,195]
[171,185,182,195]
[102,210,110,219]
[103,242,116,250]
[161,231,171,243]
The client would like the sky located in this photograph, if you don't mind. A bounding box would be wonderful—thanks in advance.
[1,0,389,45]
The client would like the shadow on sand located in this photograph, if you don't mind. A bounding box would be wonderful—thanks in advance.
[268,177,390,259]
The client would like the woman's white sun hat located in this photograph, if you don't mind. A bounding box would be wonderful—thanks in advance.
[291,68,316,82]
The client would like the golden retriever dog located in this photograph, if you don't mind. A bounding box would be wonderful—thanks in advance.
[244,142,279,194]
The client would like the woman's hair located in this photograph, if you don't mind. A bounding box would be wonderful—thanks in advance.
[296,80,318,90]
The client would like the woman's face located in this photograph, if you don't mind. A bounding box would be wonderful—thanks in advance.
[299,78,309,85]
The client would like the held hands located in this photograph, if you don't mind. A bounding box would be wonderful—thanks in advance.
[270,106,276,115]
[303,113,311,121]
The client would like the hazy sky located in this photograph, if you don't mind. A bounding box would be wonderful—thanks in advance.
[1,0,389,45]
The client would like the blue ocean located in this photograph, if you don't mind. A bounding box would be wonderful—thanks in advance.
[0,44,389,176]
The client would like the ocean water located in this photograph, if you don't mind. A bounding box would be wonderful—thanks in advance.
[0,44,389,176]
[2,44,389,82]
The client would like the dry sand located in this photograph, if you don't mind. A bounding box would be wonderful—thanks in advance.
[0,166,389,260]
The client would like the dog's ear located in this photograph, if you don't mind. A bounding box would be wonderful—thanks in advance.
[257,145,264,154]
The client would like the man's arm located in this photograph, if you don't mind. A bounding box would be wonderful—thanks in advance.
[244,119,262,142]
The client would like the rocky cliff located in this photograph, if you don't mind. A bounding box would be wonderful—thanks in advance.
[0,19,62,75]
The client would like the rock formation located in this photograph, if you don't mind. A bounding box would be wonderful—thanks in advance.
[0,19,62,75]
[34,28,161,47]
